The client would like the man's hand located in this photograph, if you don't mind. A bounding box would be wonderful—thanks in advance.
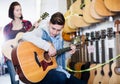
[69,44,76,54]
[48,44,56,56]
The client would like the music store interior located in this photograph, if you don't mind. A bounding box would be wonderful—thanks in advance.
[0,0,120,84]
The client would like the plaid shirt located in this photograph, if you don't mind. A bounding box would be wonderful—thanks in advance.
[3,20,32,41]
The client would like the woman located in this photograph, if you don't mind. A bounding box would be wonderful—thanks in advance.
[3,1,33,84]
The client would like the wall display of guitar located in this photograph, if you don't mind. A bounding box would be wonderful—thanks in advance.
[104,0,120,12]
[93,31,101,84]
[94,0,115,17]
[1,12,49,60]
[11,41,74,83]
[80,32,90,82]
[74,32,86,79]
[101,28,114,84]
[88,31,96,84]
[62,31,76,42]
[93,29,107,84]
[109,19,120,84]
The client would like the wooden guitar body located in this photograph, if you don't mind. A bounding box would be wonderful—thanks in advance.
[93,64,103,84]
[2,32,24,60]
[87,64,96,84]
[94,0,115,16]
[109,62,120,84]
[101,63,110,84]
[83,0,101,24]
[12,41,57,83]
[104,0,120,12]
[90,0,104,20]
[62,31,76,42]
[74,62,83,79]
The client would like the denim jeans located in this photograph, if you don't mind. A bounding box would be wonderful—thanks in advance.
[6,60,19,84]
[39,69,67,84]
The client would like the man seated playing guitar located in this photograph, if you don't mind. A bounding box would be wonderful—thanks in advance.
[22,12,87,84]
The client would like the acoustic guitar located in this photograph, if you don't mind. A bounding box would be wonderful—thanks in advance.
[90,0,104,20]
[62,31,76,42]
[1,12,49,60]
[83,0,101,24]
[11,41,74,83]
[100,28,114,84]
[94,29,107,84]
[94,0,115,17]
[88,31,96,84]
[104,0,120,12]
[109,19,120,84]
[68,0,91,29]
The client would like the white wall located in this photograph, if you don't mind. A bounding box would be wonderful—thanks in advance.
[0,0,41,28]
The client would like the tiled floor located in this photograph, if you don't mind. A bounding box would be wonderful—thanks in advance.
[0,74,24,84]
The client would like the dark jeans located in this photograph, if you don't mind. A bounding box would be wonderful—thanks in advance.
[6,60,19,84]
[37,69,87,84]
[67,75,87,84]
[39,69,67,84]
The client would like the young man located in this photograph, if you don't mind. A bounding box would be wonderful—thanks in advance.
[22,12,87,84]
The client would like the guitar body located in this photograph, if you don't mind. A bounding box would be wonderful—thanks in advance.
[109,62,120,84]
[94,0,114,16]
[83,0,101,24]
[74,62,83,79]
[90,0,103,20]
[62,31,76,42]
[101,64,110,84]
[87,64,96,84]
[12,41,57,83]
[104,0,120,12]
[2,32,24,60]
[93,64,103,84]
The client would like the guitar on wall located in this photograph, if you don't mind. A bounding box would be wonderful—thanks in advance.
[88,31,96,84]
[1,12,49,60]
[109,19,120,84]
[101,28,114,84]
[11,41,75,83]
[94,29,107,84]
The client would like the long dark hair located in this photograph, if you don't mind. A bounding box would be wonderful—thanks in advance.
[8,1,23,20]
[50,12,65,25]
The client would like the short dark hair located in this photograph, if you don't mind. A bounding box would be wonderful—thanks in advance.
[50,12,65,25]
[8,1,23,20]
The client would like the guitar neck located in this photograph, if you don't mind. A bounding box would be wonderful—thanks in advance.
[28,18,42,32]
[56,47,71,56]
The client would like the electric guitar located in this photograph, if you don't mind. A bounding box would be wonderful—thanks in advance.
[11,41,73,83]
[109,19,120,84]
[1,12,49,60]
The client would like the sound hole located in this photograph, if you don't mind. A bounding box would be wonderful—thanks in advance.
[44,52,51,61]
[114,67,120,75]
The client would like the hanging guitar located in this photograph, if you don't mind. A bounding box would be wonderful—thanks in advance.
[109,19,120,84]
[1,12,49,60]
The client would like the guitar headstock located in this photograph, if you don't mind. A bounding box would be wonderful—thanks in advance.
[90,31,95,41]
[40,12,49,20]
[85,33,89,41]
[107,27,114,39]
[95,31,100,40]
[114,19,120,33]
[101,29,106,39]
